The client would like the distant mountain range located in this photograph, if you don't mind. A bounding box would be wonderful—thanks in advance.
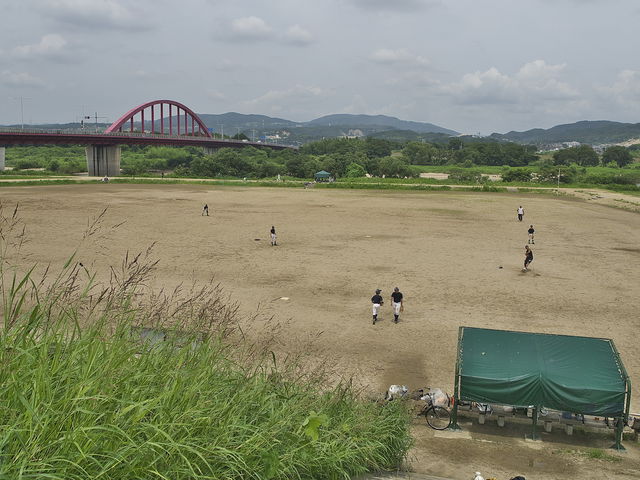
[306,114,457,135]
[4,115,640,146]
[196,112,457,143]
[490,120,640,146]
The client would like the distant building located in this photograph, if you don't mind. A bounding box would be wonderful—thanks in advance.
[340,129,364,139]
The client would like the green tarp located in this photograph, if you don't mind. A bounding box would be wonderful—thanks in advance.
[456,327,630,417]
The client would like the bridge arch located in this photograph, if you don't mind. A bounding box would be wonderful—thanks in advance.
[105,100,212,137]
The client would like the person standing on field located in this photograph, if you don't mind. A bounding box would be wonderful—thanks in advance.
[371,289,383,325]
[528,225,535,244]
[391,287,403,324]
[202,204,209,216]
[523,245,534,271]
[270,226,277,246]
[517,206,524,222]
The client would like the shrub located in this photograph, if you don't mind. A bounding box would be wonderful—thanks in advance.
[13,159,42,170]
[447,167,483,183]
[345,162,367,178]
[501,167,533,182]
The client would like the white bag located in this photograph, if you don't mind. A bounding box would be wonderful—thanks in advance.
[385,384,408,401]
[421,388,449,407]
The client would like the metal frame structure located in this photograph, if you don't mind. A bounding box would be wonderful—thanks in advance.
[104,100,212,137]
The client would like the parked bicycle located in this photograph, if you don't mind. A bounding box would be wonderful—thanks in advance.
[383,385,453,430]
[418,390,452,430]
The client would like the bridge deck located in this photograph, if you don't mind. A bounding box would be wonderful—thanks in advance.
[0,129,293,150]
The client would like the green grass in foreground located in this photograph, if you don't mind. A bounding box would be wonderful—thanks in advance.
[0,212,411,479]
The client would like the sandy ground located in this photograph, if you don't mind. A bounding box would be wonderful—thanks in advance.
[1,184,639,479]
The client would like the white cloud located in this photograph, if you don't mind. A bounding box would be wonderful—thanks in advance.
[370,48,429,67]
[230,16,273,40]
[514,60,577,100]
[12,34,68,58]
[283,25,313,46]
[441,60,578,106]
[598,69,640,104]
[0,71,45,88]
[221,18,313,46]
[42,0,145,30]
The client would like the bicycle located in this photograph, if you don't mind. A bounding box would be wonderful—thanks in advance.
[419,391,452,430]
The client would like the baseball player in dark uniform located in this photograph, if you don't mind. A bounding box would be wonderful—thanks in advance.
[371,289,383,324]
[528,225,535,244]
[391,287,403,324]
[523,245,533,271]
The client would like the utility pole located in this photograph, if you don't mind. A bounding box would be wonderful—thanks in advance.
[79,105,91,130]
[11,96,31,130]
[93,112,108,133]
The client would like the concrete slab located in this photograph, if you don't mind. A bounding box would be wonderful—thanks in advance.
[432,430,472,440]
[358,473,454,480]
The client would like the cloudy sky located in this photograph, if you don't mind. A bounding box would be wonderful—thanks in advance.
[1,0,639,134]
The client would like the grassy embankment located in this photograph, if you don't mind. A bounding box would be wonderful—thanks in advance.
[0,208,412,479]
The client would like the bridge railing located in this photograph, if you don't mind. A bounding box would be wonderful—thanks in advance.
[0,127,209,139]
[0,127,293,148]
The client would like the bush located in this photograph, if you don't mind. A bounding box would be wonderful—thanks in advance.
[447,167,483,183]
[57,160,86,174]
[537,164,578,183]
[579,171,640,185]
[48,159,60,172]
[13,159,43,170]
[345,162,367,178]
[501,167,533,182]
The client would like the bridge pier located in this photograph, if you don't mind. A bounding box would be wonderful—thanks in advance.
[86,145,121,177]
[203,146,218,156]
[0,147,5,171]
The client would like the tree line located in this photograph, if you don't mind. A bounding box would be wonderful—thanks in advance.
[3,138,638,182]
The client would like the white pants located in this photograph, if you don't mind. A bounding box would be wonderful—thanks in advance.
[392,302,401,315]
[372,303,381,316]
[270,233,276,244]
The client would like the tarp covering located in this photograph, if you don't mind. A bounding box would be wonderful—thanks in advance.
[458,327,629,416]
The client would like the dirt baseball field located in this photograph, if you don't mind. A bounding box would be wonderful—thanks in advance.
[2,183,639,479]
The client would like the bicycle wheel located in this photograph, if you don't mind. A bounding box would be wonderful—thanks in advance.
[425,406,451,430]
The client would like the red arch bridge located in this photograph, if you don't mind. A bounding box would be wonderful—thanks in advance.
[0,100,294,176]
